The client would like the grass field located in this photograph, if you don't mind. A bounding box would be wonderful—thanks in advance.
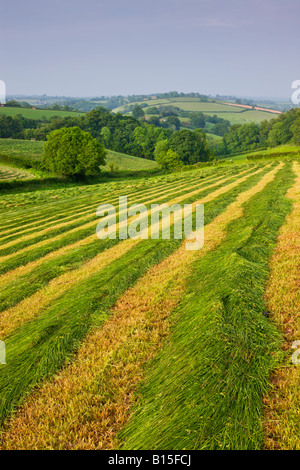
[0,107,84,120]
[220,145,300,163]
[115,98,278,126]
[0,165,35,181]
[0,156,299,450]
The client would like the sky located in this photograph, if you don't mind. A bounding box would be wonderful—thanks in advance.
[1,0,300,99]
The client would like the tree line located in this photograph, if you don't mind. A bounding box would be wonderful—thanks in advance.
[219,108,300,154]
[0,106,211,167]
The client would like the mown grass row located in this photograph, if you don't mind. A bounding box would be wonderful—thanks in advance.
[0,166,243,245]
[120,162,295,450]
[0,164,271,426]
[0,169,210,233]
[0,164,236,225]
[0,164,269,313]
[0,165,238,240]
[262,162,300,450]
[0,164,262,279]
[0,163,282,450]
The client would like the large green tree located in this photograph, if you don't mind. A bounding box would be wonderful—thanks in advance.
[168,129,210,164]
[0,115,23,139]
[132,105,145,120]
[154,139,183,170]
[190,112,205,129]
[42,126,106,177]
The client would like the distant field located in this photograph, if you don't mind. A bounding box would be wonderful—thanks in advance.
[115,98,278,126]
[222,145,300,162]
[0,107,84,120]
[202,109,277,125]
[114,99,244,114]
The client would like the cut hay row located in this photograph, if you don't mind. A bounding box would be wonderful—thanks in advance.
[0,167,246,255]
[0,164,283,449]
[0,164,270,315]
[0,239,139,339]
[0,165,235,233]
[0,166,33,181]
[0,165,272,428]
[120,162,296,450]
[262,161,300,450]
[0,167,240,246]
[0,168,223,238]
[0,164,262,281]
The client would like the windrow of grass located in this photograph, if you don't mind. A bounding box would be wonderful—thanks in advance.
[0,164,269,315]
[0,163,282,450]
[0,168,223,238]
[262,162,300,450]
[0,164,262,281]
[0,164,271,427]
[0,166,243,246]
[0,164,238,229]
[0,165,247,255]
[119,162,295,450]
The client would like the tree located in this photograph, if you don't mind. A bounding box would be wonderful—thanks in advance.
[291,118,300,145]
[166,116,181,130]
[5,99,21,107]
[169,129,210,164]
[0,115,23,138]
[154,139,169,161]
[147,116,161,127]
[156,149,183,170]
[190,112,205,129]
[223,123,260,152]
[154,140,183,170]
[132,105,145,120]
[147,107,159,115]
[42,126,106,177]
[211,121,230,136]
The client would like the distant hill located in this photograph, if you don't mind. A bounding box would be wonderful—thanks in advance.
[113,97,280,127]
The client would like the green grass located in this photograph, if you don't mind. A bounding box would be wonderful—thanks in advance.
[0,107,84,120]
[104,150,158,171]
[0,139,44,158]
[1,157,298,450]
[0,165,34,181]
[120,162,295,450]
[114,99,277,126]
[0,164,266,313]
[0,238,177,424]
[0,164,256,278]
[220,145,300,163]
[0,162,269,425]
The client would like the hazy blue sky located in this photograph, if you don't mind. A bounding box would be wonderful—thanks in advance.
[1,0,299,98]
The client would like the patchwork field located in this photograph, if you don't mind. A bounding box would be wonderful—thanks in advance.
[0,159,299,450]
[114,98,278,125]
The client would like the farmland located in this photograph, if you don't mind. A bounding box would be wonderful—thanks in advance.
[0,165,35,181]
[0,155,299,450]
[114,98,279,126]
[0,107,84,120]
